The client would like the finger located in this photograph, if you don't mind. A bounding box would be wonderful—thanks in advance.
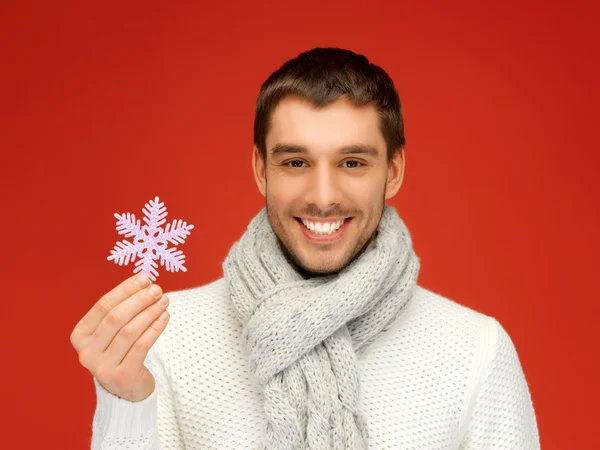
[103,295,170,367]
[85,282,164,356]
[120,307,170,371]
[74,273,152,338]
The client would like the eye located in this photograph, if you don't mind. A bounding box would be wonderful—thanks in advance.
[342,160,362,168]
[286,160,307,168]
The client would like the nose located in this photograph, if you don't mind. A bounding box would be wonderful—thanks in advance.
[305,164,343,211]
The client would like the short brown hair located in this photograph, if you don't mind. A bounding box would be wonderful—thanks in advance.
[253,47,406,163]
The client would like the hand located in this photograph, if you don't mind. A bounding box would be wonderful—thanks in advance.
[70,273,170,401]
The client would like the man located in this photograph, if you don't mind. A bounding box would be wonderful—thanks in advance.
[71,47,540,449]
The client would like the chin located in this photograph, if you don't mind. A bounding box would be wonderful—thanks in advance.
[292,251,353,277]
[303,261,343,275]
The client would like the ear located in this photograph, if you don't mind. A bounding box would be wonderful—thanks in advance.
[384,148,405,200]
[252,145,267,197]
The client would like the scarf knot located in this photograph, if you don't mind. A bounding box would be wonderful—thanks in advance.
[223,205,420,449]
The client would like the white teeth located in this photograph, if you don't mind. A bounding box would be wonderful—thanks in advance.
[300,219,345,235]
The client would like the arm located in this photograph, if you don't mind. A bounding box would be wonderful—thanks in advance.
[460,317,540,449]
[91,336,185,449]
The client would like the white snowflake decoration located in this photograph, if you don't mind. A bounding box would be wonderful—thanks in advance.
[107,196,194,281]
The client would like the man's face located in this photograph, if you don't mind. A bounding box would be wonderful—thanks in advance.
[252,95,404,277]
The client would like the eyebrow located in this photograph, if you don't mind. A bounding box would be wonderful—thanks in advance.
[271,143,380,158]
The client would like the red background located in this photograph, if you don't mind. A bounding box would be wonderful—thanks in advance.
[1,1,598,448]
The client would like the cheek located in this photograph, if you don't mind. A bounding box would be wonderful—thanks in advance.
[267,174,305,206]
[267,186,295,209]
[346,177,383,207]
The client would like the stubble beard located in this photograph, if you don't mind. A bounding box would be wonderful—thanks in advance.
[265,194,386,279]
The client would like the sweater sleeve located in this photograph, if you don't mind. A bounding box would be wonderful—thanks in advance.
[459,317,541,449]
[90,337,185,449]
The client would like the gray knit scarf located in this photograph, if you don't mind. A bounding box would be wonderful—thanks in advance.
[222,204,420,449]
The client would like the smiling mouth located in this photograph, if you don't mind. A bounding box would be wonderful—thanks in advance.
[294,217,352,236]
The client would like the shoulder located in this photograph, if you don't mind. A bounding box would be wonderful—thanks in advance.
[411,284,516,352]
[403,284,497,340]
[412,284,490,321]
[368,283,517,376]
[164,277,230,313]
[155,277,240,354]
[411,286,532,421]
[409,285,519,368]
[162,277,235,327]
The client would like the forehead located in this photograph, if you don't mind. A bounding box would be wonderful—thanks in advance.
[267,95,385,152]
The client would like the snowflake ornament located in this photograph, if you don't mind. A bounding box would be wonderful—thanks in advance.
[107,196,194,282]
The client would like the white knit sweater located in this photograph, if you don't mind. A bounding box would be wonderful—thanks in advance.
[91,278,540,449]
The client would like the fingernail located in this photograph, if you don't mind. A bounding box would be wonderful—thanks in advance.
[148,284,162,296]
[158,295,169,306]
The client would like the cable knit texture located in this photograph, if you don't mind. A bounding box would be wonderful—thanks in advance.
[90,217,540,449]
[221,205,420,449]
